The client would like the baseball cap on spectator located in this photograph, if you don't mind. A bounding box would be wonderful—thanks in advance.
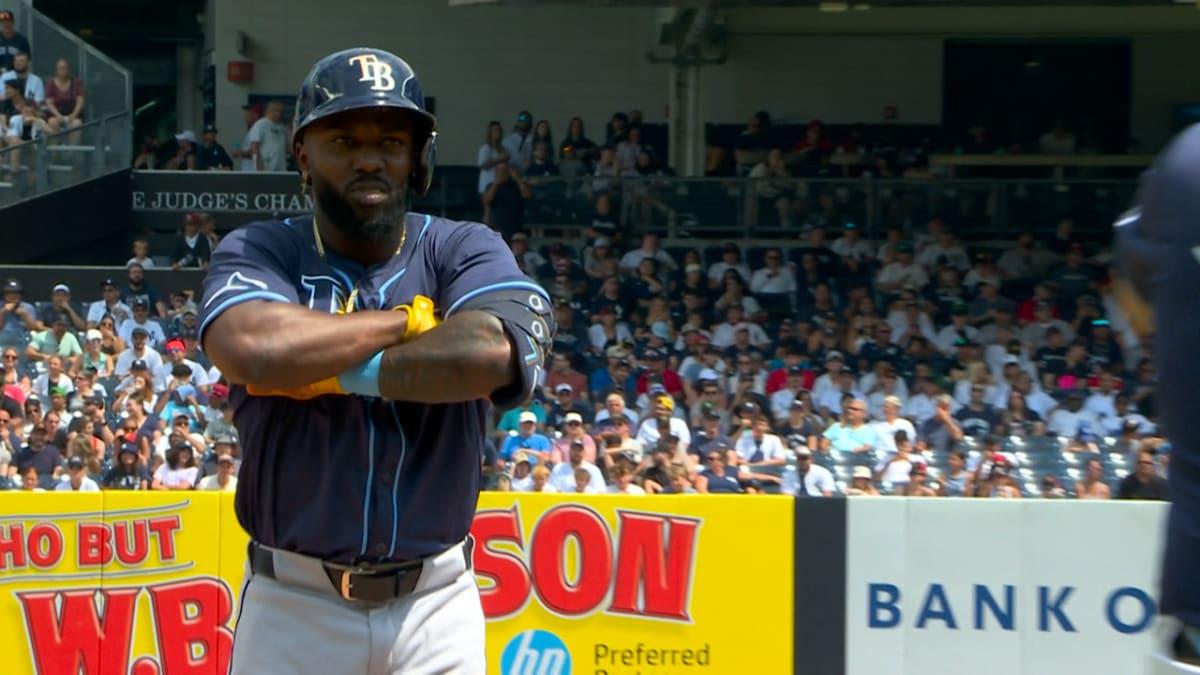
[0,11,13,22]
[642,347,664,361]
[605,344,627,359]
[697,368,721,382]
[66,456,85,471]
[99,277,117,290]
[685,263,702,274]
[509,232,527,243]
[554,383,573,395]
[211,383,230,400]
[788,364,804,375]
[650,322,671,340]
[795,446,813,458]
[131,326,149,339]
[825,351,844,364]
[517,111,532,123]
[2,279,21,293]
[790,399,805,411]
[736,401,760,416]
[130,359,149,372]
[884,395,902,408]
[648,382,667,397]
[593,237,611,248]
[52,284,70,295]
[119,442,139,457]
[84,329,102,342]
[242,102,263,114]
[564,411,583,425]
[852,466,872,480]
[217,454,235,466]
[518,411,537,424]
[175,130,197,144]
[165,339,186,354]
[512,451,531,465]
[132,298,149,309]
[213,432,238,446]
[203,123,218,135]
[701,402,721,420]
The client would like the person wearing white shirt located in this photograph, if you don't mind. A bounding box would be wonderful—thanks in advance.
[769,365,806,420]
[607,464,646,495]
[197,454,238,492]
[31,356,74,401]
[780,447,836,496]
[875,434,918,487]
[876,243,929,293]
[86,279,133,327]
[1083,374,1120,421]
[810,352,846,407]
[734,416,787,466]
[55,458,99,492]
[1102,395,1154,436]
[916,232,970,272]
[617,233,677,276]
[831,226,874,262]
[119,313,166,350]
[502,112,535,170]
[154,340,211,392]
[934,308,980,356]
[0,53,45,103]
[114,331,165,379]
[1047,394,1100,438]
[707,244,752,289]
[872,396,917,457]
[549,440,605,493]
[635,396,692,453]
[749,249,797,295]
[244,100,289,172]
[903,380,956,424]
[711,306,771,349]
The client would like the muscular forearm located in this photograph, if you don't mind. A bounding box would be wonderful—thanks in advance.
[204,301,408,387]
[378,310,517,404]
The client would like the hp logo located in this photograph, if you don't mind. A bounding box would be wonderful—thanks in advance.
[500,629,572,675]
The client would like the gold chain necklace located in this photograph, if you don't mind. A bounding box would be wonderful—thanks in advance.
[312,217,407,314]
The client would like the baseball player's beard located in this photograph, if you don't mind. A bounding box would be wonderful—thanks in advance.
[315,175,408,242]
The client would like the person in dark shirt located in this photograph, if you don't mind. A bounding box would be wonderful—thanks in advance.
[482,162,531,241]
[1048,243,1096,311]
[954,384,1000,439]
[123,263,166,317]
[795,225,839,278]
[1035,327,1069,376]
[525,141,559,178]
[559,117,597,168]
[1083,318,1124,370]
[1116,449,1168,501]
[0,11,30,73]
[196,124,234,170]
[733,111,772,176]
[13,426,62,489]
[698,446,743,493]
[172,212,213,269]
[102,443,151,490]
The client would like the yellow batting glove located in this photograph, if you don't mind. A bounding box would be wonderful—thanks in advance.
[395,294,440,341]
[246,376,346,400]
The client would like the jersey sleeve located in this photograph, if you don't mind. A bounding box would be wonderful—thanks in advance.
[198,223,299,346]
[436,221,555,410]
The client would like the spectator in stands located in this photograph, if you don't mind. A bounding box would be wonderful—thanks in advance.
[172,213,212,269]
[196,124,233,171]
[550,439,604,493]
[231,103,261,171]
[26,315,81,370]
[0,77,22,120]
[876,242,928,294]
[902,465,938,497]
[734,413,786,467]
[114,327,163,380]
[102,443,149,490]
[1075,457,1110,499]
[919,394,964,454]
[747,149,797,228]
[606,463,644,495]
[707,243,751,291]
[1103,393,1153,436]
[246,100,289,172]
[525,141,558,183]
[503,111,535,170]
[87,278,132,328]
[845,465,879,496]
[80,330,112,378]
[998,231,1050,286]
[123,263,167,317]
[499,411,551,465]
[119,302,166,348]
[1049,243,1096,309]
[582,237,618,281]
[831,223,873,274]
[1048,391,1098,439]
[695,447,741,494]
[937,450,972,497]
[12,425,60,489]
[733,111,772,177]
[0,11,29,73]
[0,278,37,333]
[152,443,198,490]
[165,131,198,171]
[873,395,916,452]
[56,456,99,492]
[0,52,42,104]
[127,237,156,269]
[711,304,769,350]
[476,120,508,197]
[38,283,84,331]
[156,339,209,392]
[1117,448,1168,501]
[876,430,917,488]
[750,248,797,295]
[44,58,85,136]
[558,116,597,171]
[197,453,237,492]
[1038,119,1078,155]
[917,227,970,273]
[482,162,531,241]
[636,394,690,451]
[713,272,763,322]
[822,398,875,463]
[781,446,835,497]
[1021,301,1074,350]
[618,233,677,277]
[588,304,631,353]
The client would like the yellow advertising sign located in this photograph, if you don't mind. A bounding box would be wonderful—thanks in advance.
[0,493,794,675]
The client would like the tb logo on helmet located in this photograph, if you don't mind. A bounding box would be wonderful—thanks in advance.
[348,54,395,92]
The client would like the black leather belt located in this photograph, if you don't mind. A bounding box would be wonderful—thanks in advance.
[248,538,473,604]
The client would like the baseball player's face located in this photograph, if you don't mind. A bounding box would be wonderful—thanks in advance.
[299,109,414,240]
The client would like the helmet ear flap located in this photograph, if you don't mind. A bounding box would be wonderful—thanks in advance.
[413,131,437,196]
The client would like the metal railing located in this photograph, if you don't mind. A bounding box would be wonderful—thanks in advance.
[25,4,132,121]
[427,174,1139,240]
[0,112,131,208]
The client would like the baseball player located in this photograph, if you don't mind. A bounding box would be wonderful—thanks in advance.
[1114,124,1200,673]
[199,48,554,674]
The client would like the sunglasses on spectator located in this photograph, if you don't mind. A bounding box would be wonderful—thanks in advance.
[2,354,16,360]
[1138,460,1155,466]
[705,454,722,462]
[565,421,581,426]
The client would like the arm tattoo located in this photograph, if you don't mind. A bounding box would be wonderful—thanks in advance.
[378,310,517,404]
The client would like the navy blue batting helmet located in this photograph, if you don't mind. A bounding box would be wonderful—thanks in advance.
[293,47,438,195]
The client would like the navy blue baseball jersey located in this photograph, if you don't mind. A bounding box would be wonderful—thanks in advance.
[198,212,550,564]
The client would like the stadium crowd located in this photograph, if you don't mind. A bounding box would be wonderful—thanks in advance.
[0,187,1169,500]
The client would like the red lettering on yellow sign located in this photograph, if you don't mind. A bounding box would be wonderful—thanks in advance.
[18,587,138,675]
[470,505,702,623]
